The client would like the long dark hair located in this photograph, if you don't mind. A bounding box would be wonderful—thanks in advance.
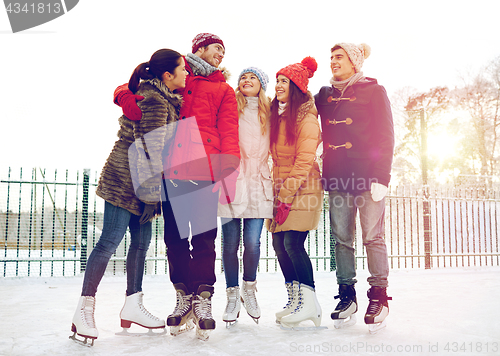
[129,49,183,93]
[270,79,309,147]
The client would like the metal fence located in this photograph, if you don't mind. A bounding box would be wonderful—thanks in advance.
[1,167,499,278]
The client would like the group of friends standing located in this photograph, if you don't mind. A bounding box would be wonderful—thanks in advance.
[69,32,395,345]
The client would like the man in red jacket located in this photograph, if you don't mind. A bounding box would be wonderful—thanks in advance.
[114,33,240,340]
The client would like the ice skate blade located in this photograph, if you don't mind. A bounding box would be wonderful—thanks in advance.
[280,324,327,331]
[368,320,387,334]
[170,319,195,336]
[225,320,238,329]
[69,333,95,347]
[333,314,357,329]
[115,327,167,337]
[242,304,260,324]
[196,328,212,341]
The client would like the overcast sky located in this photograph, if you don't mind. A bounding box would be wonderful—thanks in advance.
[1,0,500,176]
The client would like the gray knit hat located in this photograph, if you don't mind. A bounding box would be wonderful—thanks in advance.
[238,67,269,92]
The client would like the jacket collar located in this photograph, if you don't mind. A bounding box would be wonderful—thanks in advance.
[141,78,183,108]
[296,92,316,123]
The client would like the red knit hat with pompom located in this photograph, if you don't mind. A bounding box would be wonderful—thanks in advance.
[276,57,318,93]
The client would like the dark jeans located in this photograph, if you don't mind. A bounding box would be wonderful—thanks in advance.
[162,179,219,294]
[81,201,152,297]
[272,230,315,289]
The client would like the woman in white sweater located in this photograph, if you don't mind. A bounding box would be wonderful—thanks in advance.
[218,67,273,327]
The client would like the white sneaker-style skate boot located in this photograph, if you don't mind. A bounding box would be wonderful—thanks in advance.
[280,284,326,330]
[275,281,299,324]
[70,296,98,346]
[222,286,241,328]
[192,284,216,341]
[365,286,392,334]
[167,283,194,336]
[241,280,260,324]
[331,284,358,329]
[118,291,165,334]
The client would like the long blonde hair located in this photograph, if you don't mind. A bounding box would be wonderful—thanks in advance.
[235,86,271,135]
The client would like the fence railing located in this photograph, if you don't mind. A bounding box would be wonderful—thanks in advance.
[1,167,499,277]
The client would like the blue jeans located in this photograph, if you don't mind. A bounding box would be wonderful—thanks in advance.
[81,201,152,297]
[328,191,389,288]
[272,230,315,289]
[221,218,263,288]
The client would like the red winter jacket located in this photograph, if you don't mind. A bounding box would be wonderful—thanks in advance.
[114,61,240,182]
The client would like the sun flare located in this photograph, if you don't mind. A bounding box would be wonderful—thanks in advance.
[427,131,458,162]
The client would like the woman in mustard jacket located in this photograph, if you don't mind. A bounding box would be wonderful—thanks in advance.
[266,57,324,329]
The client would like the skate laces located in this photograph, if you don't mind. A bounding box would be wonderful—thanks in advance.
[193,295,213,319]
[137,294,161,321]
[242,283,258,311]
[366,299,383,315]
[334,294,354,311]
[284,283,294,308]
[225,287,239,313]
[292,288,304,313]
[366,289,392,315]
[82,296,96,329]
[172,291,192,317]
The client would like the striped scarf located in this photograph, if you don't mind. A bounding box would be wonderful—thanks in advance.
[186,53,218,77]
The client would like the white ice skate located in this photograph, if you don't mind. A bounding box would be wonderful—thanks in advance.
[223,286,241,328]
[275,281,299,324]
[364,286,392,334]
[331,284,358,329]
[280,284,327,331]
[116,292,166,336]
[69,296,98,347]
[241,280,260,324]
[193,285,216,341]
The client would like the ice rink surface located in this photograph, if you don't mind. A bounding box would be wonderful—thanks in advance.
[1,266,499,356]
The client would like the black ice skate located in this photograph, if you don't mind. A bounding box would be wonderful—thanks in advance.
[331,284,358,329]
[192,284,216,341]
[167,283,195,336]
[364,286,392,334]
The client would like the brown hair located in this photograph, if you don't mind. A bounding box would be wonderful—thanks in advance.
[128,49,183,93]
[269,79,309,147]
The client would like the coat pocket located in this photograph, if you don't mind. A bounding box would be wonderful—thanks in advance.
[259,171,273,201]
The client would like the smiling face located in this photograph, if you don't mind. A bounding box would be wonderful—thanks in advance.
[330,48,356,81]
[198,43,225,67]
[275,75,290,103]
[162,58,188,91]
[239,72,261,97]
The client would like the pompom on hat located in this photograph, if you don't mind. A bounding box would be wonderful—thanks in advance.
[238,67,269,92]
[192,33,225,54]
[276,57,318,93]
[332,43,371,72]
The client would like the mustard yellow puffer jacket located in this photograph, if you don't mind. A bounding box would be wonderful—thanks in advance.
[266,93,323,233]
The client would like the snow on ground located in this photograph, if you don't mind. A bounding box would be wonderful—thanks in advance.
[1,266,499,356]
